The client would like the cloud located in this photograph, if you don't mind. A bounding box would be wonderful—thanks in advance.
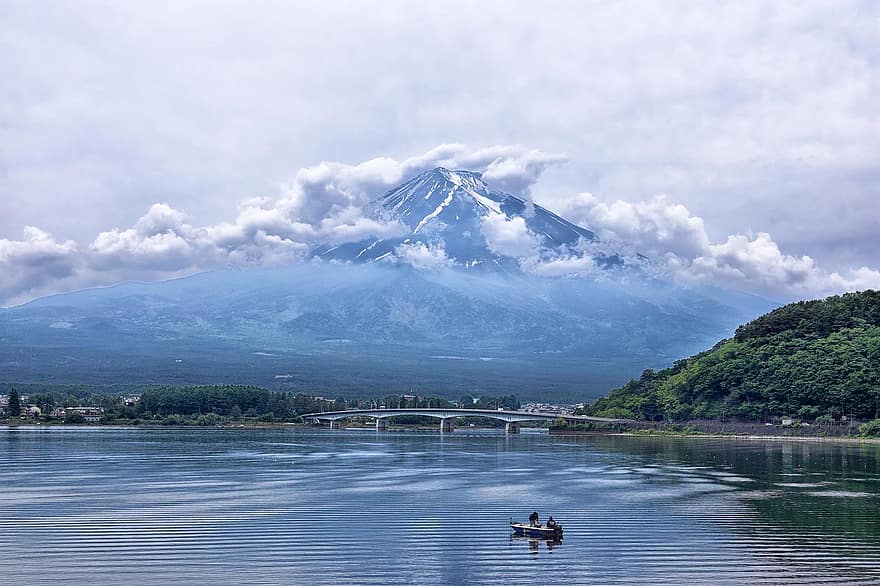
[2,1,878,278]
[393,242,452,270]
[1,143,879,306]
[554,191,880,299]
[522,253,595,278]
[0,144,565,305]
[276,143,566,226]
[559,193,710,260]
[824,267,880,296]
[0,227,80,305]
[421,145,568,196]
[84,141,565,275]
[480,214,541,259]
[90,204,206,271]
[689,233,816,290]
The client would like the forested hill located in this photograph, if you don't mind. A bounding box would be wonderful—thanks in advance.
[583,290,880,422]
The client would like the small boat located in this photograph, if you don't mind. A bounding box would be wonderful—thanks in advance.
[510,520,563,539]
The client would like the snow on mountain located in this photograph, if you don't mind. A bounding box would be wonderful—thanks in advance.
[311,167,614,270]
[0,168,777,402]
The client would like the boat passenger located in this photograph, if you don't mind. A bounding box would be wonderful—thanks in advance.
[529,511,539,527]
[546,516,557,529]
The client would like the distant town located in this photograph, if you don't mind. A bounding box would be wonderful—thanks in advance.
[0,387,580,426]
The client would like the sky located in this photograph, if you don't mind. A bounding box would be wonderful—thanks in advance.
[1,0,879,306]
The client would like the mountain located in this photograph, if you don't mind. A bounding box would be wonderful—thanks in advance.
[583,290,880,421]
[0,169,777,402]
[312,167,622,269]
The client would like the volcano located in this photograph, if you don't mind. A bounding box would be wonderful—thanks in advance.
[311,167,622,270]
[0,169,776,401]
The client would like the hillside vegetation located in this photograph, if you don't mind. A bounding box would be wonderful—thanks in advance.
[583,290,880,422]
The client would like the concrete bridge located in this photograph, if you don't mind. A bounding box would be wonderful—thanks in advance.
[300,407,626,434]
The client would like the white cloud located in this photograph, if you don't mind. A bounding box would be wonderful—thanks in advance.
[823,267,880,297]
[2,1,878,275]
[1,144,879,306]
[91,204,206,271]
[275,143,566,226]
[556,191,880,299]
[0,227,79,305]
[0,144,564,304]
[559,193,710,259]
[85,141,563,275]
[480,214,540,258]
[688,233,816,290]
[394,242,452,270]
[433,146,568,196]
[523,253,595,278]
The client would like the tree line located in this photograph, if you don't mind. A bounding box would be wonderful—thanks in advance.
[2,385,521,426]
[581,290,880,425]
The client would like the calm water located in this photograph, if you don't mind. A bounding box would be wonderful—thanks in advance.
[2,427,880,585]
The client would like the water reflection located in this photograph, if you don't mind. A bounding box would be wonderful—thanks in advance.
[556,435,880,540]
[510,535,562,554]
[1,427,879,585]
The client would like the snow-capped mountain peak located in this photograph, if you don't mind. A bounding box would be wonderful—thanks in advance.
[312,166,600,268]
[376,167,509,231]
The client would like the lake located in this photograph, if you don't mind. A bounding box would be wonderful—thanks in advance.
[1,427,879,584]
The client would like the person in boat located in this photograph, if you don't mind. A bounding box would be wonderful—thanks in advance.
[546,516,557,529]
[529,511,539,527]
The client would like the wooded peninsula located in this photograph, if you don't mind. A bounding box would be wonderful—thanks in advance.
[580,290,880,435]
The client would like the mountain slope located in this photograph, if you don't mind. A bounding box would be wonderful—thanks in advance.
[0,169,778,401]
[584,290,880,420]
[311,167,615,268]
[0,263,772,401]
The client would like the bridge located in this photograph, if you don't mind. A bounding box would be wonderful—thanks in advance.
[299,408,627,434]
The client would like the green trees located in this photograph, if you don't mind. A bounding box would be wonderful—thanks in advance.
[584,290,880,422]
[0,385,501,424]
[65,411,86,424]
[859,420,880,437]
[8,388,21,417]
[734,290,880,342]
[138,386,275,417]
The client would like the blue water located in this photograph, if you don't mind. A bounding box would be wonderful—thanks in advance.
[2,427,880,584]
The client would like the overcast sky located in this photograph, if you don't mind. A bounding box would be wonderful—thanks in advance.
[2,0,879,305]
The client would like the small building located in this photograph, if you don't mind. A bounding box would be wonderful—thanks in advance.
[0,394,34,416]
[62,406,105,422]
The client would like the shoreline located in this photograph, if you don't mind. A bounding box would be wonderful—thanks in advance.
[549,429,880,444]
[3,421,880,444]
[0,422,512,432]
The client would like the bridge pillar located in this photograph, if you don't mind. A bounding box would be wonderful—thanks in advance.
[440,418,454,433]
[505,421,521,434]
[375,418,387,431]
[329,420,339,429]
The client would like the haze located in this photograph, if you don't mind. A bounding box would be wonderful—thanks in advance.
[2,0,879,306]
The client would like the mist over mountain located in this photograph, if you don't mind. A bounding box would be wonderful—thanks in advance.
[0,169,776,402]
[312,167,623,271]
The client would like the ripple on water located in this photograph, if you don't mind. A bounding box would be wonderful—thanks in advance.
[806,490,876,498]
[1,428,880,585]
